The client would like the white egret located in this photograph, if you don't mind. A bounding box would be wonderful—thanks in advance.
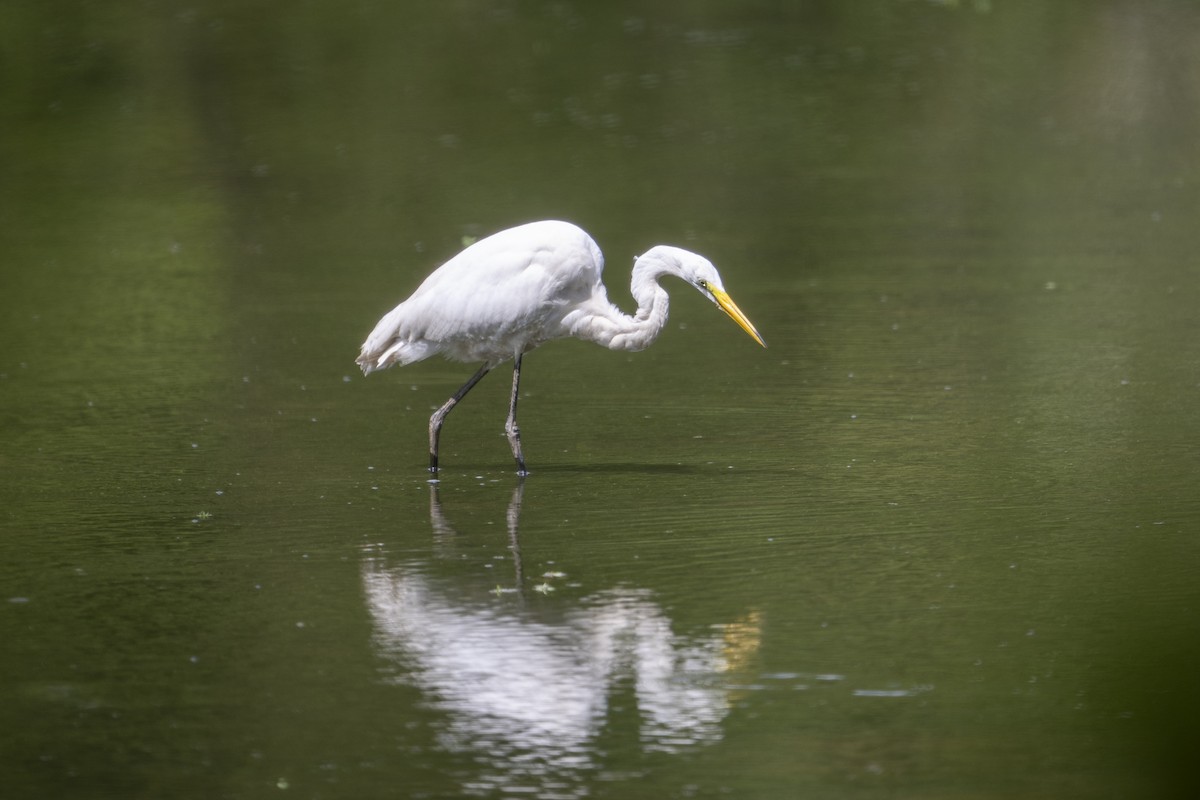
[357,220,765,475]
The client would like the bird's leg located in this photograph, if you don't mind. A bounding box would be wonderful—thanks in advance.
[505,354,529,476]
[428,363,491,473]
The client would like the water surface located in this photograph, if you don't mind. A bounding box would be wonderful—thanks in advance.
[3,3,1199,798]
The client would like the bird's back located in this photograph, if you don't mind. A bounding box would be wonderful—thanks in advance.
[357,221,606,373]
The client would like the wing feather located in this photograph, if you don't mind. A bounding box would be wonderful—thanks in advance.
[357,221,604,371]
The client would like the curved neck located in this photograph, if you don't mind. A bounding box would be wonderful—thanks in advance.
[619,256,673,350]
[565,250,684,352]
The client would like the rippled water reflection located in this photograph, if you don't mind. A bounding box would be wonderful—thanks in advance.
[362,484,761,797]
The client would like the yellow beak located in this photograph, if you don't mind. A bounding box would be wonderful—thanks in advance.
[711,288,767,348]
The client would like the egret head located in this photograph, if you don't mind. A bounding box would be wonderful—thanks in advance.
[638,246,767,348]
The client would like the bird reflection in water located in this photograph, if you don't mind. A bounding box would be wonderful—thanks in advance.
[362,482,762,798]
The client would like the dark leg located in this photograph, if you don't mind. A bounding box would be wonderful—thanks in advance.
[505,354,529,476]
[429,363,491,473]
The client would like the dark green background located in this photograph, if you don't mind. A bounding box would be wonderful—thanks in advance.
[2,2,1198,798]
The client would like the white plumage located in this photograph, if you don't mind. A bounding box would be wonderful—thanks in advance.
[357,220,765,475]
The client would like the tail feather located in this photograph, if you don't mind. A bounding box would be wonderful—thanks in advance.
[357,302,434,375]
[357,337,435,375]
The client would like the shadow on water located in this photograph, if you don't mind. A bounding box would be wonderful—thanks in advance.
[361,479,763,799]
[517,462,710,477]
[411,461,711,478]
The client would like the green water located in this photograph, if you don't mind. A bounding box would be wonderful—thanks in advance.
[3,2,1199,798]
